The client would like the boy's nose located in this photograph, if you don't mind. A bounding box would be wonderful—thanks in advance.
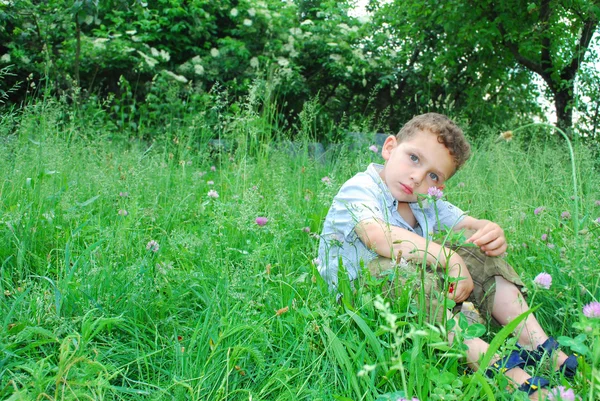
[411,170,426,186]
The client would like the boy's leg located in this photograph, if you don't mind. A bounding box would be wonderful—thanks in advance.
[492,276,569,368]
[450,239,570,370]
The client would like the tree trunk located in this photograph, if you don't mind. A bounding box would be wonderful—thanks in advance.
[554,84,573,134]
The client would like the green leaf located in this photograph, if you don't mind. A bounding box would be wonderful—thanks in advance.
[464,323,486,339]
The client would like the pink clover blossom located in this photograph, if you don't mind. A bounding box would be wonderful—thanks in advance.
[533,272,552,289]
[255,217,268,226]
[146,240,160,253]
[583,301,600,318]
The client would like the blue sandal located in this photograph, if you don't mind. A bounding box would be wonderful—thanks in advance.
[485,351,550,396]
[518,337,578,378]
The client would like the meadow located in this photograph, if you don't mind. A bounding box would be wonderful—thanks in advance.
[1,100,599,400]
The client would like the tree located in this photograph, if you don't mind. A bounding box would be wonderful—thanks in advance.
[371,0,599,132]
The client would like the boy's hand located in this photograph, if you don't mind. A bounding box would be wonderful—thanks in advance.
[466,222,507,257]
[447,257,473,303]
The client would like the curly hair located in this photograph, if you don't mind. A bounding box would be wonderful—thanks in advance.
[396,113,471,172]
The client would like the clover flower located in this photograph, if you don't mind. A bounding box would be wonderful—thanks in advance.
[595,200,600,207]
[207,190,219,198]
[368,145,378,153]
[534,206,545,215]
[210,165,216,172]
[561,211,571,219]
[541,233,548,241]
[118,209,128,216]
[255,217,268,226]
[207,180,214,185]
[533,272,552,289]
[302,226,311,233]
[146,240,160,252]
[321,176,331,184]
[583,301,600,318]
[548,386,576,401]
[119,191,129,197]
[427,187,444,200]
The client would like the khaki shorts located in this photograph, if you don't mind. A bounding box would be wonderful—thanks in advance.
[367,235,524,325]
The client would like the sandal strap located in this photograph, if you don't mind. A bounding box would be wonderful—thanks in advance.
[538,337,559,354]
[485,350,525,378]
[517,376,550,395]
[561,354,578,378]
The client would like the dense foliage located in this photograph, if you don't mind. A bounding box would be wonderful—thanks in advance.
[1,0,599,140]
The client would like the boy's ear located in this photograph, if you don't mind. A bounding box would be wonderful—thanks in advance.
[381,135,397,161]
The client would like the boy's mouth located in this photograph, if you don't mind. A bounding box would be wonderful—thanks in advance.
[400,183,413,195]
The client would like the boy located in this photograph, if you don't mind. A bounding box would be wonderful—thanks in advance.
[317,113,576,400]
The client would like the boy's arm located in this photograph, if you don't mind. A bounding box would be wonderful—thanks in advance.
[454,216,507,257]
[356,218,474,302]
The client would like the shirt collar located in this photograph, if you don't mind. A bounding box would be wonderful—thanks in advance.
[365,163,398,209]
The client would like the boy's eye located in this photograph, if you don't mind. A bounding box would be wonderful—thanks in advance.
[409,154,419,163]
[428,172,439,182]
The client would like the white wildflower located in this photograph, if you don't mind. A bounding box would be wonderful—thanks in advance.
[1,54,11,63]
[164,70,188,83]
[150,47,159,57]
[194,64,204,75]
[327,42,338,47]
[243,18,252,26]
[337,23,350,31]
[210,48,220,57]
[191,55,201,64]
[137,51,158,68]
[159,49,170,62]
[230,7,238,17]
[92,38,109,49]
[277,57,289,67]
[248,8,256,17]
[250,57,259,68]
[346,66,353,73]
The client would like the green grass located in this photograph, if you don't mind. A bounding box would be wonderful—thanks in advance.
[1,101,599,400]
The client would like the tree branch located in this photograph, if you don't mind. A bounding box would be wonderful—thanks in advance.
[562,16,599,81]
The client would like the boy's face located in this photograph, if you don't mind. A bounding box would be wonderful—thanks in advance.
[379,130,456,203]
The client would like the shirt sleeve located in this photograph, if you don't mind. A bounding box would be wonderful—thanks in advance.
[433,200,466,231]
[329,177,389,240]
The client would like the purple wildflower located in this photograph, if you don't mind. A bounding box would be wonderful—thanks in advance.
[548,386,576,401]
[534,206,545,215]
[533,272,552,289]
[207,190,219,198]
[595,200,600,207]
[547,243,556,249]
[302,226,311,233]
[210,165,216,172]
[119,191,129,198]
[255,217,268,226]
[583,301,600,318]
[595,217,600,224]
[321,176,331,184]
[207,180,214,185]
[561,211,571,220]
[368,145,378,153]
[118,209,128,216]
[427,187,444,200]
[312,258,321,266]
[541,233,548,241]
[146,240,160,252]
